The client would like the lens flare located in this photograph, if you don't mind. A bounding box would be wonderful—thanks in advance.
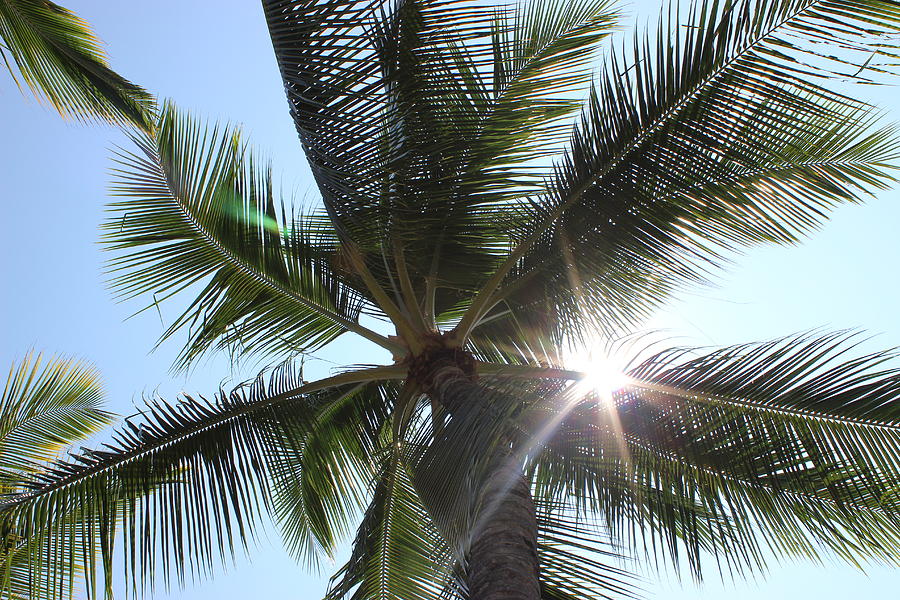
[564,342,631,401]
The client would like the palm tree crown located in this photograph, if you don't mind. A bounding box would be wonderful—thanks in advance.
[3,0,900,599]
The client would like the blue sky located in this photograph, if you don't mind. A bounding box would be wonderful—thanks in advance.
[0,0,897,597]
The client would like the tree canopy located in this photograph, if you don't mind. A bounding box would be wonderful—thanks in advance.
[3,0,900,599]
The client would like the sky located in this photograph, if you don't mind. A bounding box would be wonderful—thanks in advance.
[0,0,898,598]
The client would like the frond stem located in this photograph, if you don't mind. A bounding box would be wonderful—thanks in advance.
[477,362,900,431]
[632,380,900,432]
[392,379,423,442]
[345,244,423,350]
[1,364,408,508]
[151,147,401,353]
[393,242,429,332]
[476,362,584,381]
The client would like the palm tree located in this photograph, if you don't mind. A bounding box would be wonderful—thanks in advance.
[0,353,113,599]
[4,0,900,598]
[0,0,152,128]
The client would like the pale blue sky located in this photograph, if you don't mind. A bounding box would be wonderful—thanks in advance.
[0,1,897,598]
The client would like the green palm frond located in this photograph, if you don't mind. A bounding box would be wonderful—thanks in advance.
[0,0,153,127]
[421,0,622,319]
[455,0,900,341]
[264,0,464,244]
[0,352,112,481]
[466,319,566,369]
[1,521,85,600]
[326,442,454,600]
[265,0,503,319]
[264,0,622,321]
[268,381,395,567]
[532,332,900,576]
[480,0,619,170]
[102,102,398,368]
[534,394,768,576]
[1,363,402,597]
[0,353,113,600]
[534,498,640,600]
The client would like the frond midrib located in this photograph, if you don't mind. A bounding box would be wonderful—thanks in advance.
[379,450,399,599]
[659,156,898,201]
[470,4,612,144]
[1,366,404,508]
[479,361,900,431]
[631,380,900,432]
[166,174,357,332]
[144,141,397,351]
[559,0,832,210]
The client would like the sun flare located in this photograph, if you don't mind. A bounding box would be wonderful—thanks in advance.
[563,340,631,400]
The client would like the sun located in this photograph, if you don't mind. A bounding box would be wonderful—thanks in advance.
[563,339,631,400]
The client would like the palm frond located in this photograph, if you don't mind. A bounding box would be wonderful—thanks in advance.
[465,299,571,368]
[534,497,640,600]
[0,0,153,127]
[457,0,900,341]
[0,353,113,600]
[264,0,435,245]
[534,395,768,577]
[0,352,112,482]
[264,0,502,321]
[264,0,624,323]
[268,381,395,567]
[376,0,622,281]
[102,102,397,368]
[479,0,620,171]
[0,363,401,597]
[624,332,900,512]
[418,0,623,320]
[0,521,85,600]
[533,332,900,577]
[326,441,454,600]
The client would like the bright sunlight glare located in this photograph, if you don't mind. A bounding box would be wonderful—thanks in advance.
[563,340,631,401]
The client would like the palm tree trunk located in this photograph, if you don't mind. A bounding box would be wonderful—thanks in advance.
[427,358,541,600]
[467,450,541,600]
